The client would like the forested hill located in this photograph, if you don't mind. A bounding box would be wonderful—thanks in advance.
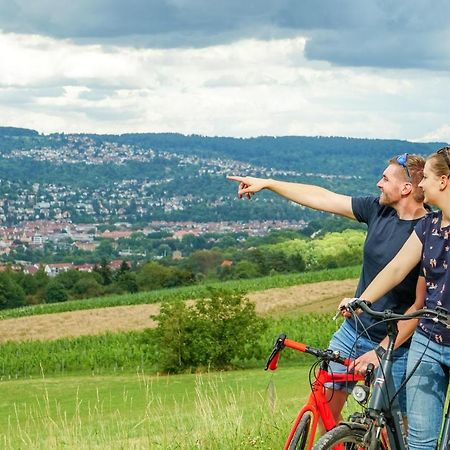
[114,133,443,179]
[0,127,446,224]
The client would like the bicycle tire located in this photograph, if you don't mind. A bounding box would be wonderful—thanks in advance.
[312,424,387,450]
[288,412,313,450]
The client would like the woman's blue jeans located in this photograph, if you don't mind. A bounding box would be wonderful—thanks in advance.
[407,331,450,450]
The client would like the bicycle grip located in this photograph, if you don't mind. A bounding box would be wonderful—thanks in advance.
[284,339,307,353]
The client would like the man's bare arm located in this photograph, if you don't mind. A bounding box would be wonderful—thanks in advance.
[227,176,355,219]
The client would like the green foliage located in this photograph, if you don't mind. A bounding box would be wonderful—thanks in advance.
[46,280,69,303]
[0,272,26,309]
[153,289,266,372]
[136,261,194,291]
[0,330,158,378]
[265,229,365,270]
[94,258,113,285]
[72,277,104,298]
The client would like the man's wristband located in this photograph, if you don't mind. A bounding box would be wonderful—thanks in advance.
[374,344,386,359]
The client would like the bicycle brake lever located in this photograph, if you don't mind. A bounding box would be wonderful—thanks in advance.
[434,306,450,328]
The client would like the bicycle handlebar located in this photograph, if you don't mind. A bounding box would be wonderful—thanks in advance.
[265,333,352,371]
[344,299,449,328]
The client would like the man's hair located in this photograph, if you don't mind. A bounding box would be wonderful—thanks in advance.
[389,154,425,203]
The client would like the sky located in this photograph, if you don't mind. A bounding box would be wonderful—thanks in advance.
[1,0,450,142]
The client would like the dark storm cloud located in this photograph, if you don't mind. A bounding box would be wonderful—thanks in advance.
[1,0,450,69]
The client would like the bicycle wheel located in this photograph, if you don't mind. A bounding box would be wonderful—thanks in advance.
[288,412,313,450]
[312,424,387,450]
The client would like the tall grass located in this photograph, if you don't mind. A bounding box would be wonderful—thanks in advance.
[1,367,364,449]
[0,265,360,320]
[0,369,303,449]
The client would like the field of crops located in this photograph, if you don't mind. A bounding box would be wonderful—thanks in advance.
[0,312,343,379]
[0,265,360,320]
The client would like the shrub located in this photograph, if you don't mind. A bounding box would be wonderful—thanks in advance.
[46,280,69,303]
[153,288,266,372]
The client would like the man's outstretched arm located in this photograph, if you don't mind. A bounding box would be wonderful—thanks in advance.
[227,175,355,219]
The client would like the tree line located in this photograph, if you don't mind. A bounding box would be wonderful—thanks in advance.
[0,228,365,310]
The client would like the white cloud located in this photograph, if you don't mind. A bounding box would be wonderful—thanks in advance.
[415,125,450,144]
[1,30,450,141]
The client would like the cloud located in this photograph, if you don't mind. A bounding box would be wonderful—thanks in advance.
[2,29,450,141]
[415,125,450,144]
[1,1,450,70]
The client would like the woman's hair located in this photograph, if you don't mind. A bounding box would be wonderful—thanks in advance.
[428,147,450,178]
[389,154,425,202]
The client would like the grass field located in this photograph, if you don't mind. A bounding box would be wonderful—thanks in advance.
[0,366,363,449]
[0,269,362,448]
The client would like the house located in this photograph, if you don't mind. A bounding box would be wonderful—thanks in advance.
[44,263,75,277]
[74,263,95,272]
[73,242,98,252]
[100,231,132,240]
[23,264,41,275]
[220,259,233,267]
[172,250,183,260]
[109,259,131,270]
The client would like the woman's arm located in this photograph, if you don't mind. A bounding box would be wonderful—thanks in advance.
[352,275,425,373]
[361,231,423,303]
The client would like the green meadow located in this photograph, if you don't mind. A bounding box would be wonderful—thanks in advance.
[0,364,364,450]
[0,267,361,449]
[0,367,313,449]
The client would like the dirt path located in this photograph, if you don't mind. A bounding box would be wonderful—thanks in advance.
[0,279,357,343]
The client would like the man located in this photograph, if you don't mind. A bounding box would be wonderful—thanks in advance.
[228,154,427,422]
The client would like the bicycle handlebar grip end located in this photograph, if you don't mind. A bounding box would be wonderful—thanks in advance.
[266,352,280,371]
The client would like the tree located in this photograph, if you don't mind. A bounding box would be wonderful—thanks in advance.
[0,273,26,309]
[72,277,104,298]
[233,260,261,279]
[115,271,139,293]
[46,280,68,303]
[94,258,113,285]
[188,250,223,275]
[136,262,174,291]
[153,289,266,372]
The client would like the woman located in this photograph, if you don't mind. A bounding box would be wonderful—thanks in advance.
[342,147,450,450]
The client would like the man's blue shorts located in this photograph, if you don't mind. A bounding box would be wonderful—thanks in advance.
[326,319,408,415]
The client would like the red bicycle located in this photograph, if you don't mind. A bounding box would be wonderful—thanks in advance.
[266,333,371,450]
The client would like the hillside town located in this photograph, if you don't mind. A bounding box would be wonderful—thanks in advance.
[0,218,308,270]
[0,135,358,225]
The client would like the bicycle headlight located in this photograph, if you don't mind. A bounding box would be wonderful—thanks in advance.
[352,384,370,403]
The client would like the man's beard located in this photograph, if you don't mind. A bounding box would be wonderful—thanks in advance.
[379,191,392,206]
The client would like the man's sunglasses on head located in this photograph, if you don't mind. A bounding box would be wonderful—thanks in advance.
[396,153,412,181]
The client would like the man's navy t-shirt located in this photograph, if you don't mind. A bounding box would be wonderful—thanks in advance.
[348,196,422,344]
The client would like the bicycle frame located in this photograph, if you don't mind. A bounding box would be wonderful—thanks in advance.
[266,334,366,450]
[341,302,449,450]
[365,320,408,449]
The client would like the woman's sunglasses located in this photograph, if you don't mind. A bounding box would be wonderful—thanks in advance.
[437,147,450,169]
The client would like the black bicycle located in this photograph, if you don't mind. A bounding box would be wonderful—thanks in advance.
[313,299,450,450]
